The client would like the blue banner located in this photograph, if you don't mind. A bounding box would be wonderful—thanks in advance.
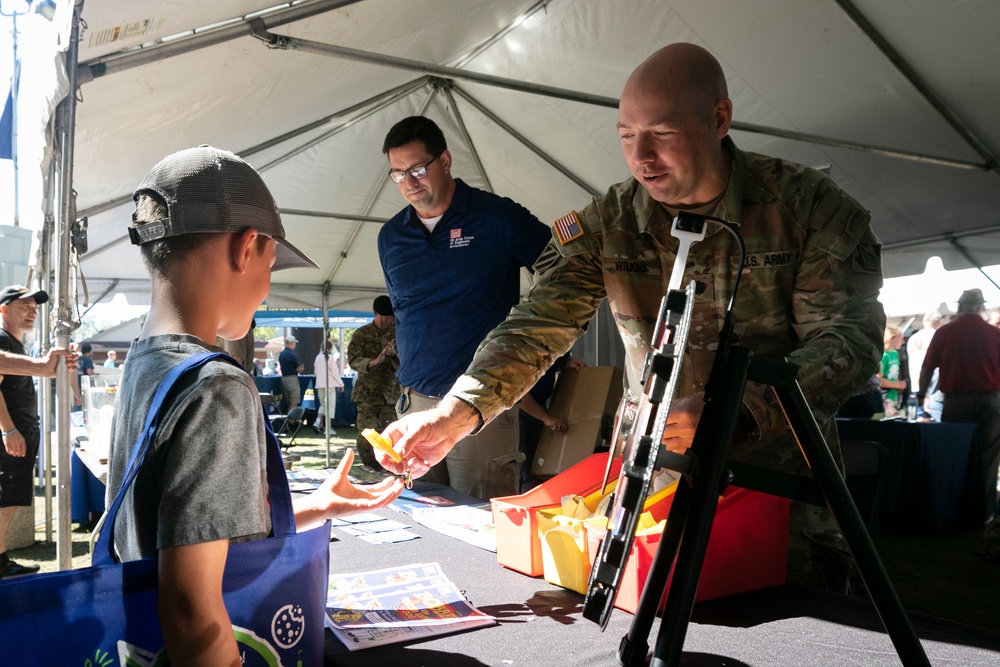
[0,87,12,160]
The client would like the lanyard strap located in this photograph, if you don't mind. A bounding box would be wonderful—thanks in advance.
[94,352,294,566]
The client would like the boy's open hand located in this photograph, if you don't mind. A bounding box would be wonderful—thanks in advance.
[293,449,404,528]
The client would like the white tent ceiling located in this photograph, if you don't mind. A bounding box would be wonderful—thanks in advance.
[50,0,1000,312]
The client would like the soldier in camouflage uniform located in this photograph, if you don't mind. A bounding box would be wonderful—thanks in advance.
[347,296,400,469]
[380,44,884,588]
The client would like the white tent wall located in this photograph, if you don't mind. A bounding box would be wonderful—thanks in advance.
[34,0,1000,307]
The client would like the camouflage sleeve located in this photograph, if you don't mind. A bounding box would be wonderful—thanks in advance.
[449,212,607,424]
[747,184,886,440]
[347,326,375,375]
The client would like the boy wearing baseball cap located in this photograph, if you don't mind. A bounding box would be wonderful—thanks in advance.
[109,146,402,665]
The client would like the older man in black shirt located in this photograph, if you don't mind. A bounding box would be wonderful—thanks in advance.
[0,285,57,577]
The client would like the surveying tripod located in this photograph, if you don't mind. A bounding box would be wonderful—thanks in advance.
[582,213,930,667]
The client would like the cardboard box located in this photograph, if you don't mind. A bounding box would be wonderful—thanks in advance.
[531,366,624,477]
[610,487,790,614]
[491,453,621,577]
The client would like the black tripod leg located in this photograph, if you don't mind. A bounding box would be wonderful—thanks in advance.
[646,346,751,667]
[618,478,694,667]
[760,360,930,667]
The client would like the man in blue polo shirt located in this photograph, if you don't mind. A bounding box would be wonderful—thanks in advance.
[378,116,550,500]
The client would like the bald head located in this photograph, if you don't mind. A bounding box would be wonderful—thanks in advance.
[617,43,732,208]
[623,43,728,119]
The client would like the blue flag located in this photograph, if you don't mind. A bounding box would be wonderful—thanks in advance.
[0,87,12,160]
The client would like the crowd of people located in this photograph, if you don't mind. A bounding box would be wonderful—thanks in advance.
[835,296,1000,527]
[2,40,998,666]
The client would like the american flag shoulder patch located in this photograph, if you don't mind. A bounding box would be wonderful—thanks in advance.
[553,211,584,245]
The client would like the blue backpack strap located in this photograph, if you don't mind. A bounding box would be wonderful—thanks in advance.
[94,352,294,566]
[262,401,295,536]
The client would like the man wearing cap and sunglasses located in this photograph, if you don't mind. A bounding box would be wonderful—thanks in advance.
[0,284,77,578]
[378,116,551,500]
[919,288,1000,524]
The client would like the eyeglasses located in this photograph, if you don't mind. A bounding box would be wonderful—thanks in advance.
[388,153,441,183]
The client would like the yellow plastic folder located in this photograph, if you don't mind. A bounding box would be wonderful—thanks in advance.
[537,480,678,594]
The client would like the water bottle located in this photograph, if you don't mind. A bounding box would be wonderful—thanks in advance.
[906,395,918,422]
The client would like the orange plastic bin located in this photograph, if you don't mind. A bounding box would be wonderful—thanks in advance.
[491,453,621,577]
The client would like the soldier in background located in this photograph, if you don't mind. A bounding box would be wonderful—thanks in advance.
[379,43,884,589]
[347,296,399,469]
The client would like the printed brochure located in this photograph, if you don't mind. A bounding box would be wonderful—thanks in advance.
[326,562,495,651]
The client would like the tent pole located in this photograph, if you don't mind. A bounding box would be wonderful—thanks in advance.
[39,155,56,544]
[242,76,431,159]
[278,209,385,224]
[256,78,430,173]
[76,77,429,221]
[80,209,388,262]
[54,1,83,571]
[322,286,331,468]
[451,84,601,197]
[439,82,493,193]
[258,29,619,109]
[948,239,1000,292]
[78,0,366,82]
[262,29,989,172]
[730,121,983,171]
[882,224,1000,251]
[834,0,999,174]
[450,0,551,69]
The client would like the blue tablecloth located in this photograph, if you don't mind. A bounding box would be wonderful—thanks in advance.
[254,374,317,412]
[836,419,983,531]
[71,448,106,524]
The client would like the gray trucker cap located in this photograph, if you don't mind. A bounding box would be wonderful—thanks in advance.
[129,145,317,271]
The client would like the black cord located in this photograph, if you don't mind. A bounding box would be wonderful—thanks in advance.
[673,212,746,314]
[674,213,747,401]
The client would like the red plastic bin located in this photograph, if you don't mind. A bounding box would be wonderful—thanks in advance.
[611,486,790,614]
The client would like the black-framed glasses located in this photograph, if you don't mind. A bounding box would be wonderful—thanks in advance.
[388,153,441,183]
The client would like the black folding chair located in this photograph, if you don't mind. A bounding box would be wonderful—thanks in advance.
[273,406,307,450]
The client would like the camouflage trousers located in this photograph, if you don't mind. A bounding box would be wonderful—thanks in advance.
[354,402,397,470]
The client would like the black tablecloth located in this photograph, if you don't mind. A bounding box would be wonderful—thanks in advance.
[320,484,1000,666]
[837,419,983,531]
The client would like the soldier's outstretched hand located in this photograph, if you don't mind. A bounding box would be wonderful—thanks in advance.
[379,396,481,479]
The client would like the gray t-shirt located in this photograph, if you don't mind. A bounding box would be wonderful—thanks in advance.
[105,334,269,561]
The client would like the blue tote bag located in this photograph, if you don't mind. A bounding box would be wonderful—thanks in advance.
[0,352,331,666]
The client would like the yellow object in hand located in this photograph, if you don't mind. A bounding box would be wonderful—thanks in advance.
[361,428,401,463]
